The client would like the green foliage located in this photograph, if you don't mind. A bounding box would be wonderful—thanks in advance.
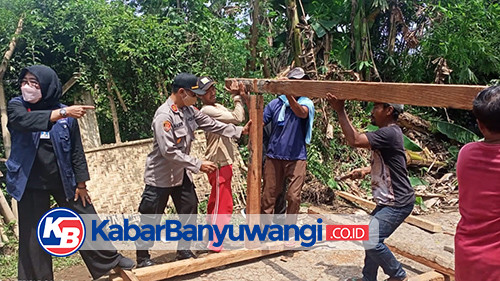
[366,124,423,151]
[409,176,429,187]
[435,120,480,144]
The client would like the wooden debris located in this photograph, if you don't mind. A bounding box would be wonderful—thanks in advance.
[335,190,443,233]
[225,78,486,110]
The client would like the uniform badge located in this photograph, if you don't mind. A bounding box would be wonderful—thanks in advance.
[163,121,172,132]
[176,138,181,144]
[171,104,178,112]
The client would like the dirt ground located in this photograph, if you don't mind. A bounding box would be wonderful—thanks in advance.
[54,203,460,281]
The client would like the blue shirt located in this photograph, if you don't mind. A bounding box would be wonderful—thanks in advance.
[263,97,314,160]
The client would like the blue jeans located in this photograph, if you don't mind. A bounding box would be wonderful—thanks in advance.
[362,203,414,281]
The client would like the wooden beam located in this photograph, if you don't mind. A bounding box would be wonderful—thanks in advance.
[388,245,454,278]
[246,95,263,218]
[112,267,139,281]
[109,247,289,281]
[225,78,487,110]
[335,191,442,233]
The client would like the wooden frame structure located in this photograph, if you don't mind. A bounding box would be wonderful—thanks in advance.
[112,79,485,280]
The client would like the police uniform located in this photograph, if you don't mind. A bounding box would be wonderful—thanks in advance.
[136,96,242,262]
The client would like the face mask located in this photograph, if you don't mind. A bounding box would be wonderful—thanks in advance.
[21,84,42,104]
[182,92,197,106]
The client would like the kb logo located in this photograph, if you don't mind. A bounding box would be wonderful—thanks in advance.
[37,208,86,257]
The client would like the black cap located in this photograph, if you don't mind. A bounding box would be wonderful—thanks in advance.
[172,73,206,95]
[198,76,216,91]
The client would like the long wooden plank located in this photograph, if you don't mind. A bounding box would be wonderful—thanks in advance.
[335,191,442,233]
[225,79,486,110]
[388,245,454,278]
[246,96,263,214]
[109,247,289,281]
[245,95,263,248]
[113,267,139,281]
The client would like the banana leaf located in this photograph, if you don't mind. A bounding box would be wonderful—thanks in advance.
[435,121,479,144]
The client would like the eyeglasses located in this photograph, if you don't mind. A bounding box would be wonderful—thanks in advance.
[21,79,40,89]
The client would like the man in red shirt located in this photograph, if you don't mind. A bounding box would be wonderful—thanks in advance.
[455,85,500,281]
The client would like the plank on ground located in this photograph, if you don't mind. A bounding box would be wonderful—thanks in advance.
[109,246,289,281]
[225,79,486,110]
[388,245,454,278]
[335,191,442,233]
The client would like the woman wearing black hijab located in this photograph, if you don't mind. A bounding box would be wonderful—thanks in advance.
[5,65,134,280]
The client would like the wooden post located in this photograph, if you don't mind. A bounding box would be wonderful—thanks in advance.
[246,94,263,247]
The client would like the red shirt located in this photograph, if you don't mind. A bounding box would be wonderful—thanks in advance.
[455,142,500,281]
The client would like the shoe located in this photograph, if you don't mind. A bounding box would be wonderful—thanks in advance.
[117,256,136,270]
[136,258,155,268]
[240,208,247,219]
[176,250,196,260]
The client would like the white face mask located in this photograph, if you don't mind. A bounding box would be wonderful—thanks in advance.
[21,84,42,104]
[182,92,197,106]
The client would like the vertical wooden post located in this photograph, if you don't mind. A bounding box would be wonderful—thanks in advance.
[246,94,263,215]
[246,94,263,248]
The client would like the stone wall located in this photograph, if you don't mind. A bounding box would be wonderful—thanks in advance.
[85,131,247,214]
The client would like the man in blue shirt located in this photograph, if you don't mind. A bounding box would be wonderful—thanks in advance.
[261,67,315,231]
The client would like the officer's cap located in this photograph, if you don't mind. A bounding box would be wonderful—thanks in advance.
[172,73,206,95]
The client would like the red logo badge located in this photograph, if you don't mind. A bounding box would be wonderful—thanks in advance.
[163,121,172,132]
[171,104,178,112]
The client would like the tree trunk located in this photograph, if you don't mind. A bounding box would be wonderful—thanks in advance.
[107,81,121,143]
[109,74,128,112]
[75,91,101,150]
[0,16,24,159]
[249,0,260,71]
[287,0,302,67]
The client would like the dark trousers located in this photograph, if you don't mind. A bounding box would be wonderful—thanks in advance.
[18,188,121,281]
[362,203,414,281]
[136,173,198,261]
[261,158,306,225]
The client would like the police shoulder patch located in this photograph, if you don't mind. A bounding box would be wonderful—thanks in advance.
[163,121,172,132]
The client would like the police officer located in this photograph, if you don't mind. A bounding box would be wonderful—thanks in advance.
[136,73,251,268]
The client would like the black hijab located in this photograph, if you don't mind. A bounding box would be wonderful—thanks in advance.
[18,65,62,110]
